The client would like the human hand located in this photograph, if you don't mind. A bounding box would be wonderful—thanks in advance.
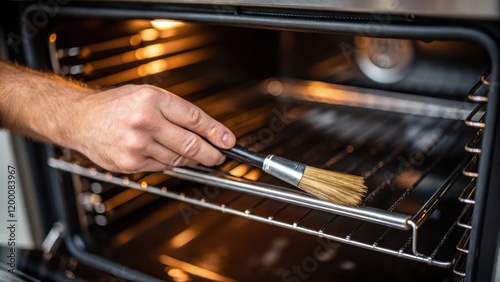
[68,84,235,173]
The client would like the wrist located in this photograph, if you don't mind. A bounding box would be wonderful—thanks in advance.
[51,85,95,152]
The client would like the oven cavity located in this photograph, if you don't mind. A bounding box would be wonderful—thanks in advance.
[45,18,491,281]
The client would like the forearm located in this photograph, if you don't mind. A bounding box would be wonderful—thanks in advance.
[0,61,94,147]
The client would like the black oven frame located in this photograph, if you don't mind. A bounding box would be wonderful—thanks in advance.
[7,2,500,281]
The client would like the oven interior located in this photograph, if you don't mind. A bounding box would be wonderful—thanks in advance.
[24,13,495,281]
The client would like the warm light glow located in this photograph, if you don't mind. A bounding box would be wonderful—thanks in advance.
[135,44,165,60]
[229,164,251,178]
[138,59,169,76]
[167,268,190,281]
[396,169,423,189]
[84,35,211,74]
[140,181,148,189]
[114,204,180,246]
[89,194,102,204]
[80,46,91,58]
[83,64,94,75]
[280,80,368,107]
[345,145,354,153]
[129,34,142,46]
[170,229,197,248]
[92,48,215,86]
[105,189,142,210]
[140,28,160,41]
[159,255,236,282]
[243,169,262,181]
[266,80,283,96]
[49,33,57,43]
[151,19,185,30]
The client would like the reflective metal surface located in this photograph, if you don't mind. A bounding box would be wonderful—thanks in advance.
[262,155,305,186]
[79,0,500,19]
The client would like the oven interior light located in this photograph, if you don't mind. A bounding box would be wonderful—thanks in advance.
[151,19,185,30]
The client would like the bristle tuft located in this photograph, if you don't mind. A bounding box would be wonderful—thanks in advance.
[298,166,367,206]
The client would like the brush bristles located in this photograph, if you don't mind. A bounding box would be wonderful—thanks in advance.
[298,166,367,206]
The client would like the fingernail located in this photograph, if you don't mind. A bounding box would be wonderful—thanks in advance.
[222,133,233,147]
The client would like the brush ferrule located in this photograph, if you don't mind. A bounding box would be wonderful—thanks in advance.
[262,155,306,186]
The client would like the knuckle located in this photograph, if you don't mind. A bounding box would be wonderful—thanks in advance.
[171,154,187,167]
[138,85,159,99]
[122,133,147,152]
[127,111,152,128]
[119,155,141,173]
[181,136,201,158]
[187,107,204,129]
[206,123,219,138]
[133,86,164,107]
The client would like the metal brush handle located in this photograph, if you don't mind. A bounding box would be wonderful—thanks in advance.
[262,155,305,186]
[221,145,305,187]
[221,145,266,168]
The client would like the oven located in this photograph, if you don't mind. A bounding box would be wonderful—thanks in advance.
[0,1,499,281]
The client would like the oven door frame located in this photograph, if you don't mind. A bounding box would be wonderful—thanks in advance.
[11,2,500,281]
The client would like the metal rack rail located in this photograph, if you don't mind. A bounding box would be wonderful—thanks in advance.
[453,69,490,277]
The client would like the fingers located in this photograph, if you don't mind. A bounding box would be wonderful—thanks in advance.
[159,91,236,149]
[86,85,234,173]
[147,142,199,167]
[136,157,198,172]
[140,158,174,172]
[154,120,226,167]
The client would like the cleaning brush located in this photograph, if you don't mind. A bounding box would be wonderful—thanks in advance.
[221,145,367,206]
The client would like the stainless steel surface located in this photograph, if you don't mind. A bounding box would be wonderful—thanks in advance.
[41,222,64,255]
[77,0,500,20]
[458,179,476,205]
[354,37,414,84]
[465,103,486,128]
[260,78,476,120]
[467,73,490,102]
[465,129,483,154]
[463,155,479,178]
[163,166,411,229]
[262,155,305,186]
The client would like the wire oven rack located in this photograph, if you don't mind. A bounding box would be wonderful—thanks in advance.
[452,69,490,277]
[48,77,479,268]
